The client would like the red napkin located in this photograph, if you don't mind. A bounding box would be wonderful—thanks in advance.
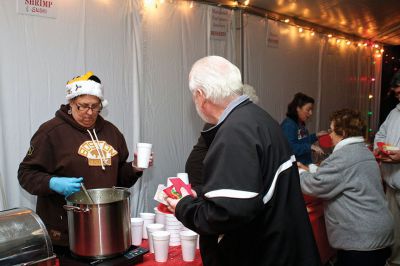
[163,178,193,199]
[377,142,399,155]
[318,134,333,148]
[157,203,172,214]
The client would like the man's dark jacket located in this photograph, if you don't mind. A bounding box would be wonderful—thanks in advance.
[176,100,321,266]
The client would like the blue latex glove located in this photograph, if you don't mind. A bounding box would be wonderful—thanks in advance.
[49,177,83,197]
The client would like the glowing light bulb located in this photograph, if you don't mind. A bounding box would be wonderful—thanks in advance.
[144,0,156,8]
[346,41,351,45]
[244,0,250,6]
[310,31,315,36]
[284,18,290,23]
[298,27,303,33]
[336,39,341,44]
[368,94,373,99]
[371,78,376,82]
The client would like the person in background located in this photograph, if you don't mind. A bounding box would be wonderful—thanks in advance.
[281,92,326,165]
[18,71,153,248]
[299,109,393,266]
[167,56,320,266]
[374,70,400,266]
[185,84,259,194]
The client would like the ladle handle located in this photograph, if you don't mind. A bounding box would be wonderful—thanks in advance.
[81,183,95,204]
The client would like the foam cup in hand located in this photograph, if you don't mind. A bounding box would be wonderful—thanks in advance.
[137,143,152,168]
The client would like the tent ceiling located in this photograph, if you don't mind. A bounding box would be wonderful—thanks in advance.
[249,0,400,45]
[210,0,400,45]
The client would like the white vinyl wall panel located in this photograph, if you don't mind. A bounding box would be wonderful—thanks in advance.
[244,13,378,134]
[0,0,137,211]
[135,2,235,214]
[243,14,321,130]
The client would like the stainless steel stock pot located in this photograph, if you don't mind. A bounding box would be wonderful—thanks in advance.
[64,187,131,259]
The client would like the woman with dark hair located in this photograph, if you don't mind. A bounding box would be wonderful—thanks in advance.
[18,71,153,249]
[299,109,394,266]
[281,92,326,164]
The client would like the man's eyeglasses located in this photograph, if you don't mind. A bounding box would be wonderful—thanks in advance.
[75,103,102,113]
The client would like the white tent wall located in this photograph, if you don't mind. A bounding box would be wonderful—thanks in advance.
[0,0,237,214]
[319,41,368,130]
[243,13,381,135]
[0,0,138,210]
[0,0,381,215]
[135,2,236,215]
[243,15,321,130]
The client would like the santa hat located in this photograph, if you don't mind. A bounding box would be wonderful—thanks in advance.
[66,71,108,106]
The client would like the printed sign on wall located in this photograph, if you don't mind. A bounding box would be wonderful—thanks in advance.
[210,7,231,41]
[17,0,57,19]
[267,20,280,48]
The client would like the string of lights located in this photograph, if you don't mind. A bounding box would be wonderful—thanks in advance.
[143,0,383,138]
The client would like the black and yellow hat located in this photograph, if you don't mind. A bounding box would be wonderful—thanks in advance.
[66,71,108,106]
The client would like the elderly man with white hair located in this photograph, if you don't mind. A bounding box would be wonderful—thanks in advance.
[166,56,321,266]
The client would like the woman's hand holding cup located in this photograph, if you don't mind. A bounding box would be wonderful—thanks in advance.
[132,150,154,171]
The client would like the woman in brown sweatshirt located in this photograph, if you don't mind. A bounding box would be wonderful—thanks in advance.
[18,71,152,247]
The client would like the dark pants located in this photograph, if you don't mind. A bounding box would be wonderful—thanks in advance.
[336,247,391,266]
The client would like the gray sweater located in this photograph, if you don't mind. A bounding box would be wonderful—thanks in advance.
[300,137,394,250]
[374,103,400,189]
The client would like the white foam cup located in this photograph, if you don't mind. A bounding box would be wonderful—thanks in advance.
[140,212,156,239]
[137,143,152,168]
[130,217,144,246]
[152,231,170,262]
[154,207,166,225]
[146,223,165,253]
[176,173,189,184]
[180,230,198,262]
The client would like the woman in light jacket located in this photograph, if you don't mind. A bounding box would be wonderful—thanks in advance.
[298,108,394,266]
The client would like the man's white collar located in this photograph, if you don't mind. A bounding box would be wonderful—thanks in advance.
[333,136,365,153]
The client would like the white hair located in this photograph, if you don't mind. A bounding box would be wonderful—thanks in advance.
[242,84,259,104]
[189,56,243,104]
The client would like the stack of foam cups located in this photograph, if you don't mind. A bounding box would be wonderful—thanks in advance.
[165,213,183,246]
[146,223,165,253]
[140,212,155,239]
[154,207,166,226]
